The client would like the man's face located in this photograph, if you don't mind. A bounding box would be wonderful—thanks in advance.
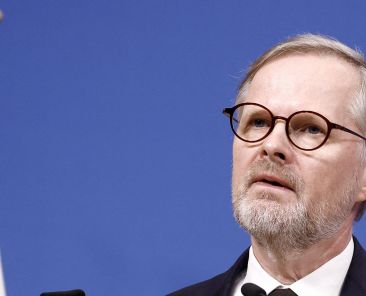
[232,54,366,251]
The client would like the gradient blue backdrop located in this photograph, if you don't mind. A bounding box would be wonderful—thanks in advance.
[1,1,366,295]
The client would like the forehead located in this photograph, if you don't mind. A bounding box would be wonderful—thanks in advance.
[244,54,361,122]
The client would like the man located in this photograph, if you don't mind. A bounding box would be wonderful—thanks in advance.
[168,34,366,296]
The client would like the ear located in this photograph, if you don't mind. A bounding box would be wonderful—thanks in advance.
[356,187,366,203]
[356,164,366,203]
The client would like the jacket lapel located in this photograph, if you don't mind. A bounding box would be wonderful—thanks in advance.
[340,237,366,296]
[217,248,250,296]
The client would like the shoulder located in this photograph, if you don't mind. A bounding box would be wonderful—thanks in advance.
[341,236,366,295]
[167,247,250,296]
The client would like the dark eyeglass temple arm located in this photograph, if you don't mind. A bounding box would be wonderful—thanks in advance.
[333,123,366,141]
[223,108,239,123]
[222,108,231,117]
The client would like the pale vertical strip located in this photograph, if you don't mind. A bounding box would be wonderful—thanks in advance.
[0,253,6,296]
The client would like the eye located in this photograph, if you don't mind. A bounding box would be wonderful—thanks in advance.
[304,125,322,134]
[289,112,328,137]
[297,124,327,136]
[253,118,267,127]
[249,118,271,128]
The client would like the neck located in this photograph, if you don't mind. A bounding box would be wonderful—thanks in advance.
[251,222,353,284]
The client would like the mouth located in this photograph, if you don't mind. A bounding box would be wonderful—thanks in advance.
[252,174,293,191]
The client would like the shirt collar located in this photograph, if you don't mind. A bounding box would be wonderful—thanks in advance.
[290,238,354,296]
[232,238,354,296]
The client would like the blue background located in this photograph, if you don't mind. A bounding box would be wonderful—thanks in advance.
[1,1,366,295]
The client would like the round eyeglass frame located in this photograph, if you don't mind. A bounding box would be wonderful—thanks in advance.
[223,102,366,151]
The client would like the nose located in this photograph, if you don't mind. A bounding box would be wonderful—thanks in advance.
[260,120,293,164]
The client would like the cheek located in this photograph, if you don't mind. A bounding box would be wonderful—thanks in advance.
[302,148,361,199]
[232,140,254,186]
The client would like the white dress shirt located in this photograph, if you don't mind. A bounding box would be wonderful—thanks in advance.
[232,238,354,296]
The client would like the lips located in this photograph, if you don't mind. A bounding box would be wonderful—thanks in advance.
[252,174,294,191]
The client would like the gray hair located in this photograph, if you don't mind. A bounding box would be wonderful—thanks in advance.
[236,33,366,220]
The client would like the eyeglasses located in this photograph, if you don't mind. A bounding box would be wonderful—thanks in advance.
[223,102,366,151]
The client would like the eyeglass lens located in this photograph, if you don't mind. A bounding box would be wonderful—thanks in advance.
[232,104,329,150]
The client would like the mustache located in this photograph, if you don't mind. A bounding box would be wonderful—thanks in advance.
[245,159,304,194]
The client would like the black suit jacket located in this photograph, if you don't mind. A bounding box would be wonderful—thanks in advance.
[168,237,366,296]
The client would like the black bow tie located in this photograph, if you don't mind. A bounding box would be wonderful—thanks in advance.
[241,283,298,296]
[268,288,298,296]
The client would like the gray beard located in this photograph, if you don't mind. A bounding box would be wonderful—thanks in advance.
[232,160,356,258]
